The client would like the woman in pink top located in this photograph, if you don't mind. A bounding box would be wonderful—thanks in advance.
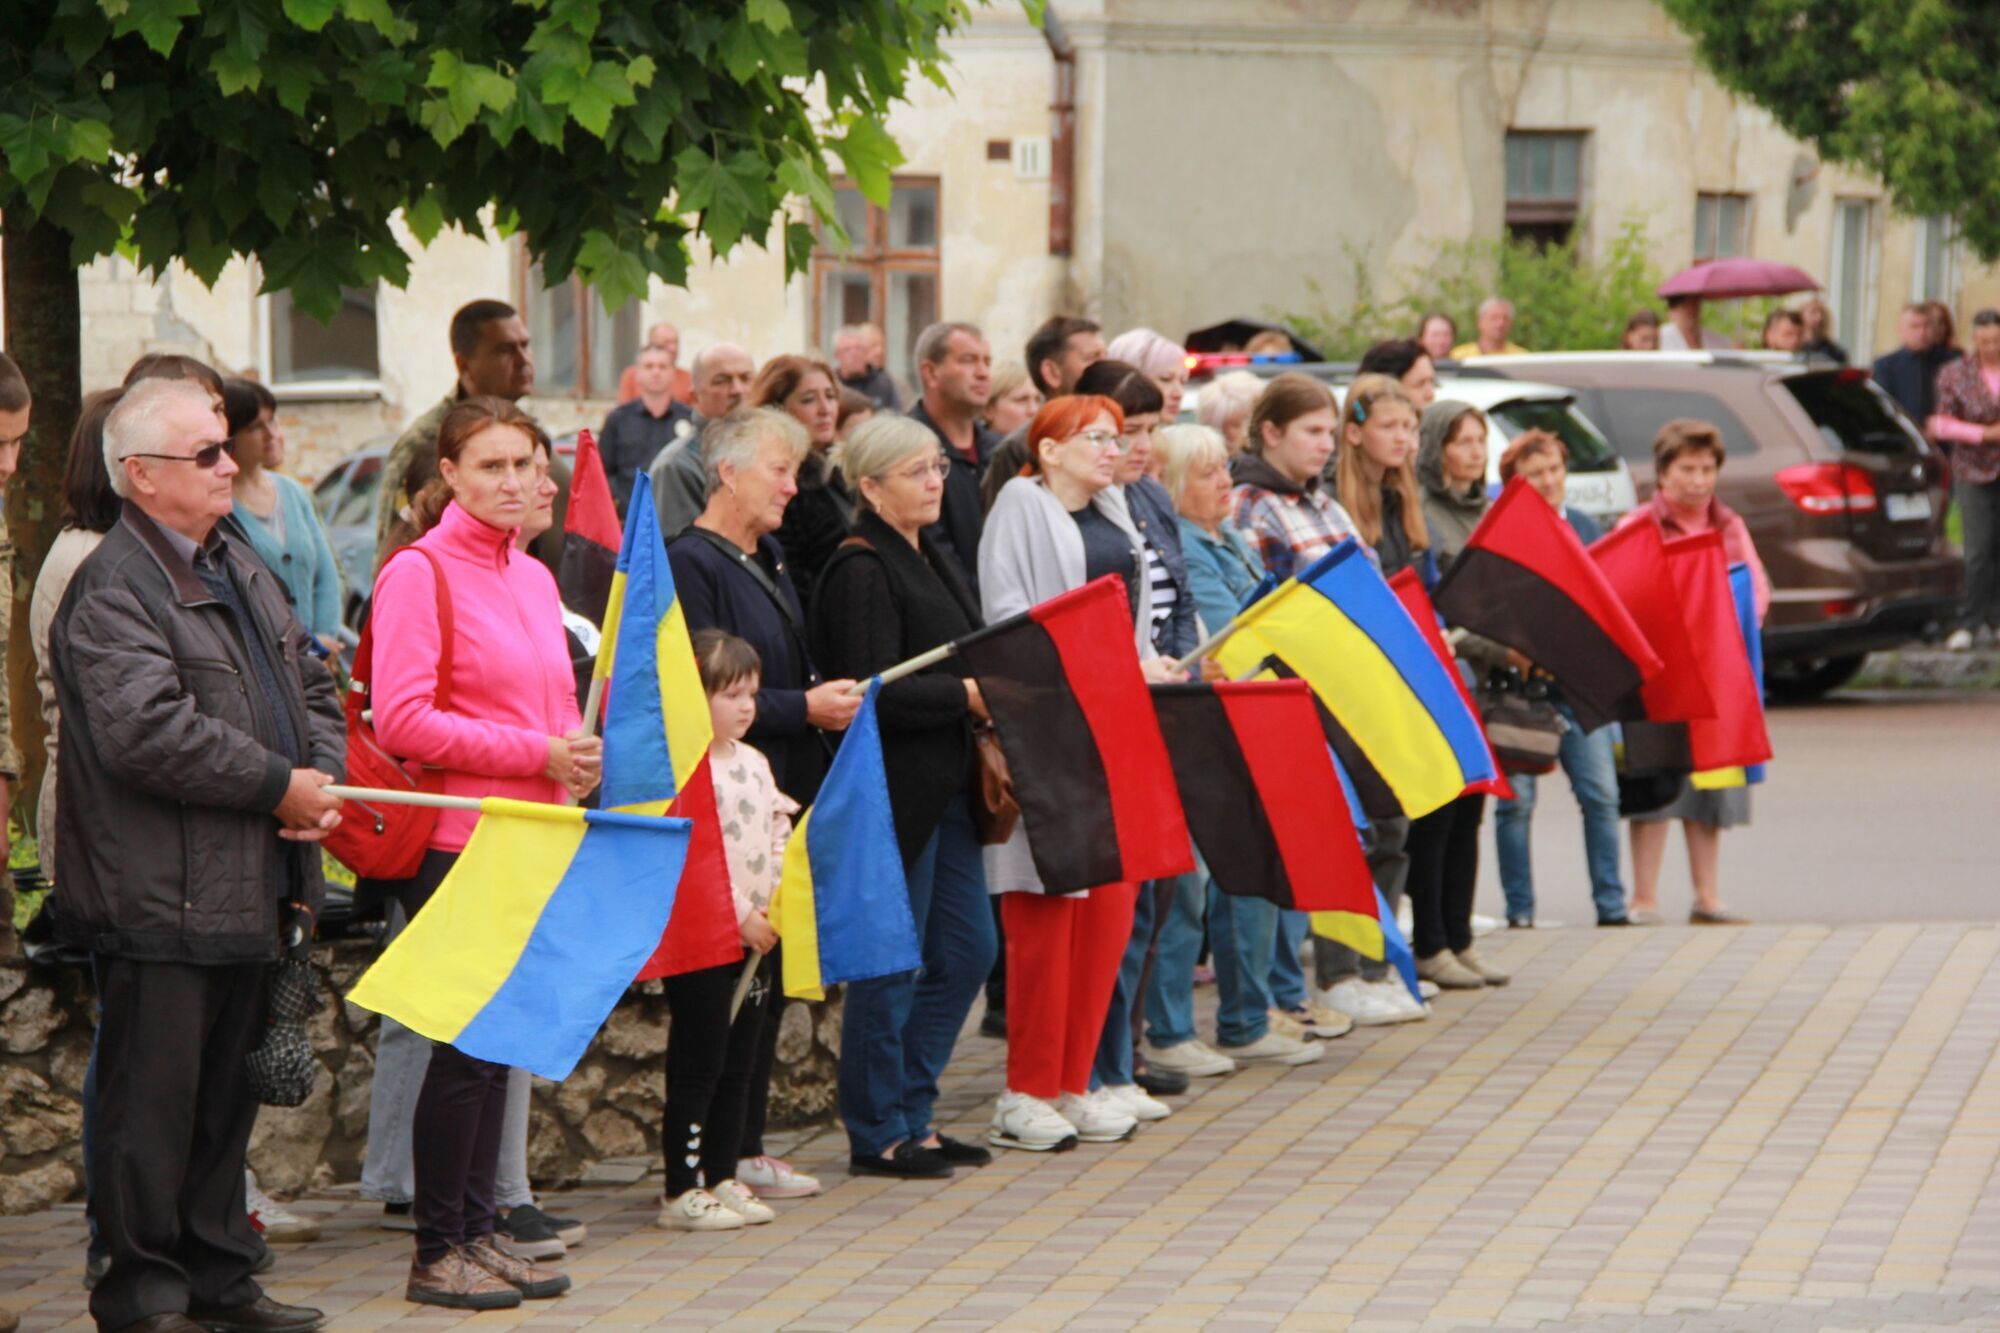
[1927,308,2000,649]
[369,397,600,1311]
[1615,419,1766,928]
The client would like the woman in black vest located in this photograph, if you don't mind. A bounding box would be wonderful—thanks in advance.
[811,414,999,1180]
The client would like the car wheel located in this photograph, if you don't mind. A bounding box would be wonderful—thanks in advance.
[1765,653,1868,702]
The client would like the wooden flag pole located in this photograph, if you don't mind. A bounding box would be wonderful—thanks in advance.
[326,784,484,812]
[727,952,763,1021]
[1171,620,1245,676]
[841,641,959,697]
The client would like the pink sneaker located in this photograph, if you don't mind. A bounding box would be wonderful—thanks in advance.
[735,1155,822,1199]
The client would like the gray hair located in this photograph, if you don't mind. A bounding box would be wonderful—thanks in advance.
[829,415,941,507]
[913,320,984,369]
[1157,424,1229,507]
[104,377,214,498]
[703,407,809,496]
[1195,370,1263,439]
[690,341,748,384]
[1105,328,1186,380]
[1478,296,1514,320]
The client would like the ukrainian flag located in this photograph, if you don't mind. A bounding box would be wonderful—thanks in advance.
[1314,885,1422,1004]
[347,799,693,1081]
[1217,540,1496,821]
[599,479,712,809]
[767,681,920,1001]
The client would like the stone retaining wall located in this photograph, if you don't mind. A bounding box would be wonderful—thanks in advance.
[0,942,840,1213]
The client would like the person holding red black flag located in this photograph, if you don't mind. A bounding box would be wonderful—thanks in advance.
[1615,420,1767,926]
[974,395,1189,1153]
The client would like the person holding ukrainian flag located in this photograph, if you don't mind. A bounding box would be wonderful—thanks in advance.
[370,397,600,1311]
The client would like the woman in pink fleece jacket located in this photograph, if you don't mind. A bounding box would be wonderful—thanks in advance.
[369,397,600,1311]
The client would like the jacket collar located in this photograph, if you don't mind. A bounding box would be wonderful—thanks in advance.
[1232,451,1316,497]
[120,501,232,607]
[853,507,981,625]
[428,498,517,572]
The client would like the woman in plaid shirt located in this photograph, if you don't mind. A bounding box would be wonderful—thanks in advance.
[1230,373,1366,579]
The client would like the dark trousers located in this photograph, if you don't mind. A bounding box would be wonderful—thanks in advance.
[1316,814,1412,985]
[662,948,775,1196]
[89,956,267,1331]
[1961,476,2000,631]
[411,1045,509,1263]
[1409,795,1486,958]
[983,898,1007,1013]
[737,942,782,1160]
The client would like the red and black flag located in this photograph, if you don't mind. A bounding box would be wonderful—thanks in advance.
[1387,568,1515,802]
[957,576,1193,894]
[1432,477,1663,731]
[559,428,621,624]
[1152,680,1373,916]
[1589,520,1717,725]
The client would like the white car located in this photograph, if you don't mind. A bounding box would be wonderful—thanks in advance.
[1183,371,1637,526]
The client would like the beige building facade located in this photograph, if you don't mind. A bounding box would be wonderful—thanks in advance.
[18,0,1996,484]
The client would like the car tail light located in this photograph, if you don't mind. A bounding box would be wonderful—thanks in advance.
[1821,598,1863,618]
[1775,462,1880,514]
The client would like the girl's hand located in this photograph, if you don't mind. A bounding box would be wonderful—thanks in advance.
[963,678,989,722]
[546,733,603,799]
[1198,657,1225,684]
[1140,656,1188,685]
[741,910,778,955]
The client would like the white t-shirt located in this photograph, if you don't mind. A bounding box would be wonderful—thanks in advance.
[1660,322,1734,351]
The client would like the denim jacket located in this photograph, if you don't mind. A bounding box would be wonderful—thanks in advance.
[1122,476,1199,658]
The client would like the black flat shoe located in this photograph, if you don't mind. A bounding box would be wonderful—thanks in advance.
[1597,916,1631,927]
[931,1134,993,1167]
[979,1008,1008,1039]
[186,1296,325,1333]
[1133,1066,1188,1097]
[849,1141,952,1180]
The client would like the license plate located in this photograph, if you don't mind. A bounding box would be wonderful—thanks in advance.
[1885,492,1933,522]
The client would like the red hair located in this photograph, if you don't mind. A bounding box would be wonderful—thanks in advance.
[1022,394,1125,475]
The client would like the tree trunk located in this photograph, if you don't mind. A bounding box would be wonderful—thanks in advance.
[1,214,83,876]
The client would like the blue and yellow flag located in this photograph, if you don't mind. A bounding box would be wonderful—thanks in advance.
[1314,885,1421,1004]
[1691,560,1771,791]
[599,479,712,810]
[347,799,692,1081]
[1217,541,1496,821]
[767,681,919,1000]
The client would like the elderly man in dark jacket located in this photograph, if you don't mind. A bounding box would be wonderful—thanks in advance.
[51,378,345,1333]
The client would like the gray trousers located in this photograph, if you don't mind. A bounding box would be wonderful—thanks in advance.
[1313,815,1412,987]
[1960,476,2000,632]
[359,904,534,1208]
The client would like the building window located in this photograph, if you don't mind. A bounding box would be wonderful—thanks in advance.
[1912,214,1956,304]
[1503,132,1585,247]
[811,177,941,388]
[266,286,380,387]
[519,258,642,398]
[1830,198,1878,361]
[1693,193,1751,262]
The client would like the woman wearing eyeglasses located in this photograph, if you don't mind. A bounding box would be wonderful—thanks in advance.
[809,414,997,1181]
[975,394,1184,1154]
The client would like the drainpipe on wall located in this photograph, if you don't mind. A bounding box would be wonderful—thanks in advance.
[1042,5,1076,258]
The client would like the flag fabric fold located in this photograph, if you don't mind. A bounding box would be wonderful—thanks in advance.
[1668,532,1773,776]
[1214,541,1496,821]
[347,799,692,1081]
[1434,478,1664,731]
[1387,568,1516,803]
[1152,680,1381,957]
[957,576,1194,893]
[1314,885,1422,1006]
[1692,559,1775,790]
[1588,520,1718,725]
[769,680,919,1000]
[557,427,621,625]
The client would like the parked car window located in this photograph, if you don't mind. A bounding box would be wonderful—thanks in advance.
[1590,387,1761,461]
[1487,397,1619,473]
[1782,372,1926,457]
[326,456,385,529]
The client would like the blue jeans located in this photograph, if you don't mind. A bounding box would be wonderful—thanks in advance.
[1494,707,1627,924]
[839,799,997,1156]
[1142,868,1208,1049]
[1092,879,1160,1089]
[1270,910,1309,1009]
[1212,890,1281,1047]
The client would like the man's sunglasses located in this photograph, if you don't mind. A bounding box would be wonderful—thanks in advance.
[131,442,229,469]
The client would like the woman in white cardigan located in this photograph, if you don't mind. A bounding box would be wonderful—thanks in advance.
[976,394,1183,1153]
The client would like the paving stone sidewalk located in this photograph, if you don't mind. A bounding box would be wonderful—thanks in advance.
[8,923,2000,1330]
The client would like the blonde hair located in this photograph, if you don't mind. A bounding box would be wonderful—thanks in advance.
[1336,373,1428,551]
[1157,424,1229,507]
[987,361,1032,405]
[1197,370,1265,451]
[829,413,939,510]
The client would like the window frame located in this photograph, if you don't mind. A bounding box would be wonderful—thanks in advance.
[256,285,385,402]
[515,248,644,400]
[1829,197,1880,363]
[1503,131,1587,245]
[1911,213,1958,305]
[810,175,943,384]
[1693,192,1752,263]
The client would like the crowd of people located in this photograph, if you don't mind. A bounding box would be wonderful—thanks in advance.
[0,288,1788,1331]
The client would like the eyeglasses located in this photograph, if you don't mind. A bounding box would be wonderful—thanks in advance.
[1072,430,1125,453]
[891,459,952,482]
[131,442,229,469]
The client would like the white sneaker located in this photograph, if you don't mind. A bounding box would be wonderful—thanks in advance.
[1102,1083,1172,1121]
[1320,977,1408,1027]
[709,1179,775,1225]
[1144,1038,1236,1078]
[1217,1031,1324,1066]
[735,1155,821,1199]
[1470,912,1502,937]
[1368,978,1430,1023]
[1283,1001,1354,1039]
[1417,979,1441,1000]
[988,1090,1079,1152]
[1946,627,1975,652]
[245,1170,320,1243]
[1053,1090,1138,1143]
[656,1189,745,1232]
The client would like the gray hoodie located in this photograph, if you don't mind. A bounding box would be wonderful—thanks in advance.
[1417,399,1491,573]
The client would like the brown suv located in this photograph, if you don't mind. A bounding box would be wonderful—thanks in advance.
[1462,351,1964,698]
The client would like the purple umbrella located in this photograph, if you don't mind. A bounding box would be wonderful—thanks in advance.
[1657,258,1819,301]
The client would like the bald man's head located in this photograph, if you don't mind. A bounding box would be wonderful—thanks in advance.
[691,343,755,419]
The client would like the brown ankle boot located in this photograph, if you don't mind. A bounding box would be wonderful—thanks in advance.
[463,1236,571,1299]
[405,1248,522,1310]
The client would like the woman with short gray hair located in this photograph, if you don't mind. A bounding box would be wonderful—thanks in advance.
[810,413,997,1180]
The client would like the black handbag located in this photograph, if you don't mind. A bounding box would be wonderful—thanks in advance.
[1480,670,1568,775]
[246,891,321,1108]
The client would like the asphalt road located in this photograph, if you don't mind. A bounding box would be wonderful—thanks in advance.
[1472,688,2000,925]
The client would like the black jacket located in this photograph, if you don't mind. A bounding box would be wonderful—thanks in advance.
[1873,345,1962,425]
[810,510,982,865]
[50,504,346,962]
[909,399,999,598]
[599,395,695,516]
[841,366,902,412]
[774,451,854,623]
[668,527,829,803]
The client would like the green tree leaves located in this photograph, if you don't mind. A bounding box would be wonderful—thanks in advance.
[1662,0,2000,259]
[0,0,989,324]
